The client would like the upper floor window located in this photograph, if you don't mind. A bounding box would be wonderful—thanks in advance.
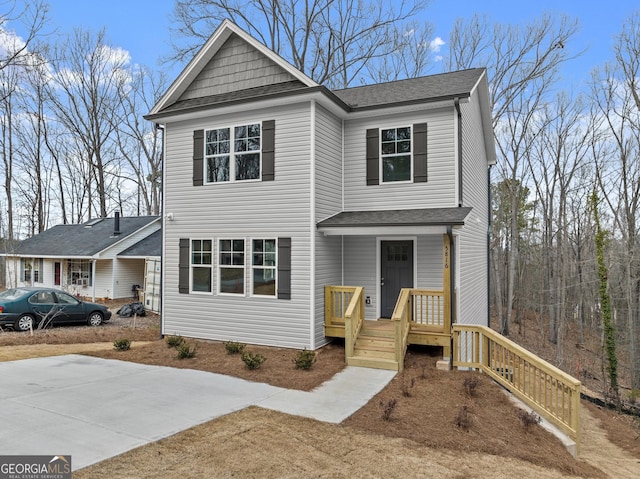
[381,126,412,182]
[205,123,261,183]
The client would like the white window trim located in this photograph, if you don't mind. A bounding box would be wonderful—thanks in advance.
[217,238,246,296]
[250,238,278,298]
[379,125,414,184]
[204,121,263,184]
[190,239,214,295]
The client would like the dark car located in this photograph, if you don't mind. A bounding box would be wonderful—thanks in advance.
[0,287,112,331]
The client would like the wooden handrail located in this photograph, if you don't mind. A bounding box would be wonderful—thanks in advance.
[391,288,412,372]
[343,287,365,359]
[453,325,581,452]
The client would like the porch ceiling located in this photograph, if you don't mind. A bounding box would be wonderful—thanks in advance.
[317,207,472,236]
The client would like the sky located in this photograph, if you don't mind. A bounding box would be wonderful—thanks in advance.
[11,0,640,88]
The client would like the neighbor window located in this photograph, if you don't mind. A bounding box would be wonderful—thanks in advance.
[252,239,276,296]
[191,239,212,292]
[22,259,32,283]
[206,123,261,183]
[68,260,92,286]
[219,239,245,294]
[381,126,412,182]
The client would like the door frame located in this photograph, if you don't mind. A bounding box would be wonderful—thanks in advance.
[376,236,417,319]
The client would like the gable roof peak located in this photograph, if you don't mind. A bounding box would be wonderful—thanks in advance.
[149,20,318,117]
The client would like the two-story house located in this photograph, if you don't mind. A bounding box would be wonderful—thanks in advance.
[146,20,496,368]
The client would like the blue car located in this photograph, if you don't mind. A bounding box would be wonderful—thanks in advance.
[0,287,112,332]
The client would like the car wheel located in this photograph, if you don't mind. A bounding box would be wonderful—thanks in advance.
[14,314,34,332]
[87,311,104,327]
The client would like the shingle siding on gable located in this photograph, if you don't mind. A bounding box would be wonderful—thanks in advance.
[162,102,316,348]
[344,108,457,212]
[179,34,298,101]
[457,95,490,327]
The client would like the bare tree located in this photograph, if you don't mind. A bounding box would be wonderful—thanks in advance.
[113,66,166,215]
[46,28,129,219]
[168,0,431,88]
[447,13,580,336]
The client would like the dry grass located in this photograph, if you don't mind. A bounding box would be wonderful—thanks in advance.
[2,315,639,478]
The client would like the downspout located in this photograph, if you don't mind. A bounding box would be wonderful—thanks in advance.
[310,100,317,349]
[454,97,463,207]
[156,122,165,339]
[487,164,493,326]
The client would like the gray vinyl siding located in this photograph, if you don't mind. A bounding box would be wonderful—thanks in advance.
[343,107,457,211]
[343,236,378,320]
[417,235,444,290]
[180,34,297,101]
[162,102,314,349]
[313,104,344,346]
[457,95,490,326]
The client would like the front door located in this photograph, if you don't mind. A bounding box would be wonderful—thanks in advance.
[381,240,414,318]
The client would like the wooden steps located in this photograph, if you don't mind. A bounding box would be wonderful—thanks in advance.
[347,320,400,371]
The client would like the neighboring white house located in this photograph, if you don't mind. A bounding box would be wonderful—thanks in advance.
[146,20,496,351]
[2,214,161,300]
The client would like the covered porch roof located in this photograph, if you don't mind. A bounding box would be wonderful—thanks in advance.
[317,207,472,236]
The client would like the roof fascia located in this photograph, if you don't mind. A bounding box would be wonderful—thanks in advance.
[318,225,457,236]
[149,20,319,116]
[470,69,497,166]
[0,253,95,259]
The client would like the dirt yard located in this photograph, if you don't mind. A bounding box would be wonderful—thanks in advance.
[1,313,639,478]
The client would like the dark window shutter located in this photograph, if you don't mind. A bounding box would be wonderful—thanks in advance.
[193,129,204,186]
[366,128,379,185]
[179,238,190,294]
[413,123,428,183]
[262,120,275,181]
[277,237,291,300]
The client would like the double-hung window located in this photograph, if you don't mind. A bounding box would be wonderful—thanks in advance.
[191,240,212,292]
[219,239,245,294]
[206,123,261,183]
[252,239,276,296]
[381,126,412,182]
[68,260,92,286]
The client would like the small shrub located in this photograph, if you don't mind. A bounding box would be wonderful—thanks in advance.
[176,342,197,359]
[165,335,184,348]
[401,374,415,397]
[293,349,317,370]
[224,340,246,355]
[463,376,479,397]
[242,351,266,369]
[517,409,541,431]
[455,405,472,431]
[379,398,398,421]
[113,338,131,351]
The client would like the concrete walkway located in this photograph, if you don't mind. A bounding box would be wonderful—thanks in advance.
[0,355,395,470]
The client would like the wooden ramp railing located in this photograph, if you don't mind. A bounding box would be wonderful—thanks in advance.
[453,325,581,452]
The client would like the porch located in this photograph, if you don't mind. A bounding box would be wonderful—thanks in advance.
[323,285,582,453]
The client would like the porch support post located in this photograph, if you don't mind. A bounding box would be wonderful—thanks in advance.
[443,231,453,358]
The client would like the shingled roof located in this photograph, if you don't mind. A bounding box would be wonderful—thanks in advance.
[118,229,162,258]
[317,207,472,229]
[333,68,486,110]
[9,216,160,257]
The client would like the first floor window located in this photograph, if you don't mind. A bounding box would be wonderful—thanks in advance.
[68,260,92,286]
[22,258,42,283]
[191,239,212,292]
[381,126,412,182]
[252,239,276,296]
[219,239,245,294]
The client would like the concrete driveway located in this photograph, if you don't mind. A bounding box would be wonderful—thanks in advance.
[0,354,394,471]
